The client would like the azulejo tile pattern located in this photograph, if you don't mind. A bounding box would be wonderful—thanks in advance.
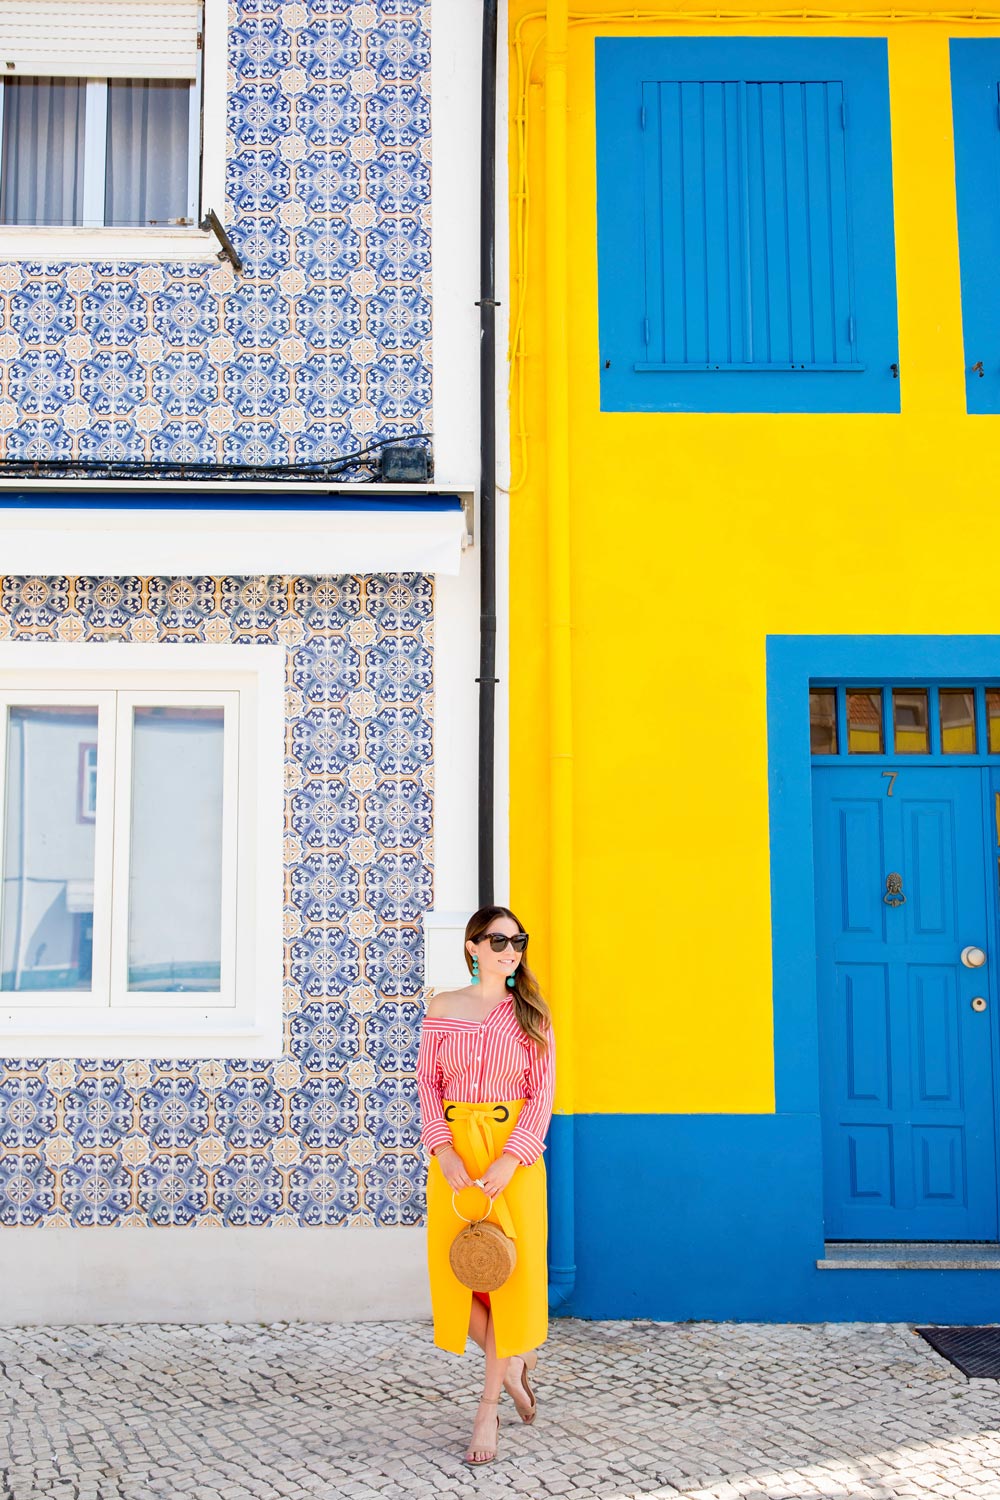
[0,1,431,464]
[0,574,433,1228]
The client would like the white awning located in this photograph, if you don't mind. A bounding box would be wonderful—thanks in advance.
[0,501,468,576]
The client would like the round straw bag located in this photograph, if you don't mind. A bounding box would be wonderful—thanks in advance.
[449,1183,517,1293]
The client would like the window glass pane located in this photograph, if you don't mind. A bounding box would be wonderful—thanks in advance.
[940,689,977,754]
[847,690,883,754]
[810,690,837,754]
[1,706,98,991]
[106,80,190,226]
[893,689,929,754]
[988,691,1000,754]
[0,77,86,226]
[128,707,224,992]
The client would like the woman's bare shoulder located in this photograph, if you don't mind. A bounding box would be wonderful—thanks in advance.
[426,986,476,1019]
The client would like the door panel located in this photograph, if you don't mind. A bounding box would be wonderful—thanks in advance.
[813,765,998,1239]
[903,805,949,935]
[842,964,890,1103]
[846,1123,893,1201]
[910,968,959,1105]
[840,801,886,934]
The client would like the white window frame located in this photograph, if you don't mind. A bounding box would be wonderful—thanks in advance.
[0,642,283,1058]
[0,0,226,262]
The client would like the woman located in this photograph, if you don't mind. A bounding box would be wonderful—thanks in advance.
[416,905,555,1466]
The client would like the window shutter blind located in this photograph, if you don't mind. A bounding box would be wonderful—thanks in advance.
[640,79,858,371]
[0,1,202,80]
[950,42,1000,414]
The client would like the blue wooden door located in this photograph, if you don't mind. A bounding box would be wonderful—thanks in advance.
[813,765,998,1239]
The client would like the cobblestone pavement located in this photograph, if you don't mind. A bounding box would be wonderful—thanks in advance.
[3,1319,1000,1500]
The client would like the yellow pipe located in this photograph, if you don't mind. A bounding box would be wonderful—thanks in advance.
[545,0,572,1118]
[543,0,576,1307]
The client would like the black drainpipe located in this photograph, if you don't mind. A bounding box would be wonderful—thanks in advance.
[477,0,499,908]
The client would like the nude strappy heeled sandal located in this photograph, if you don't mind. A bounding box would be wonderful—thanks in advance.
[517,1356,538,1425]
[463,1399,500,1466]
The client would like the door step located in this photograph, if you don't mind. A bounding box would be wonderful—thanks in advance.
[818,1241,1000,1270]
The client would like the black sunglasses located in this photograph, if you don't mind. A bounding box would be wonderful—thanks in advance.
[482,932,529,952]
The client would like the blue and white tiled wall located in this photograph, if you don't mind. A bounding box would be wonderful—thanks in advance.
[0,3,439,1227]
[0,1,431,463]
[0,573,434,1226]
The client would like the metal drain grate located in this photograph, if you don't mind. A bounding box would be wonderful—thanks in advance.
[917,1325,1000,1378]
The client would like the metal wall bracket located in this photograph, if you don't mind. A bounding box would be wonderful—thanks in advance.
[200,209,243,273]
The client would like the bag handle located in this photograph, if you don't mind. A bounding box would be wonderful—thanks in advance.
[451,1180,493,1224]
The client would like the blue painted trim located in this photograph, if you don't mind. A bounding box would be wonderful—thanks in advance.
[950,41,1000,414]
[546,1113,576,1310]
[0,492,463,513]
[767,636,1000,1119]
[569,1112,1000,1321]
[595,38,900,413]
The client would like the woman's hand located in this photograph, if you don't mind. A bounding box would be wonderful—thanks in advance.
[435,1144,473,1192]
[480,1152,518,1198]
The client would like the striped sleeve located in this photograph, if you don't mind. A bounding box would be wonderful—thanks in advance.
[504,1025,555,1166]
[416,1021,454,1156]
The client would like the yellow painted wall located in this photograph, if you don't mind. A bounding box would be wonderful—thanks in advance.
[507,4,1000,1116]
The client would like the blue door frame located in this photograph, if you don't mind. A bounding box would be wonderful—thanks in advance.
[767,638,1000,1242]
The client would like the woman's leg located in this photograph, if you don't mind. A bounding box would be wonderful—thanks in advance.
[465,1306,509,1463]
[467,1301,537,1420]
[468,1296,489,1349]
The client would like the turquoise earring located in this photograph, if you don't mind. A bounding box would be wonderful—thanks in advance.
[471,954,480,985]
[506,974,516,989]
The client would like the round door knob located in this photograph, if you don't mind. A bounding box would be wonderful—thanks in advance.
[972,997,988,1013]
[962,946,987,968]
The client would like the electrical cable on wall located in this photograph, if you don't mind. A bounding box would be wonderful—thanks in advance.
[0,433,434,487]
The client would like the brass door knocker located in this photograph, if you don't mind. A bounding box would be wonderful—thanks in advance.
[884,873,906,907]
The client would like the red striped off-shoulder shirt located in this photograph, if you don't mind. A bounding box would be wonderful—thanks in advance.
[416,997,556,1166]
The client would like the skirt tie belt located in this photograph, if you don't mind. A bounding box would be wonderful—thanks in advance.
[443,1100,524,1240]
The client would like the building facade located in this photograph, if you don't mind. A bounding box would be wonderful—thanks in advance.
[0,0,492,1322]
[510,0,1000,1320]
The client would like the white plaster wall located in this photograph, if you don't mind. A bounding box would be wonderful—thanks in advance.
[428,0,512,926]
[0,1229,431,1324]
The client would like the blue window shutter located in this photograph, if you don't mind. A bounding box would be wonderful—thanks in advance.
[641,77,858,373]
[642,81,746,367]
[596,38,899,413]
[950,42,1000,414]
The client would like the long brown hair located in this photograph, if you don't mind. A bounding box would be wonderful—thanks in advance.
[465,905,551,1053]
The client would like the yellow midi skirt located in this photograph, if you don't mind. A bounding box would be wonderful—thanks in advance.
[426,1099,548,1359]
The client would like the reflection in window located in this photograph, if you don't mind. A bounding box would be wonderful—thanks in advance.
[988,691,1000,753]
[809,690,837,754]
[128,706,224,992]
[893,689,929,754]
[941,690,976,754]
[1,706,97,991]
[847,690,883,753]
[78,743,98,821]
